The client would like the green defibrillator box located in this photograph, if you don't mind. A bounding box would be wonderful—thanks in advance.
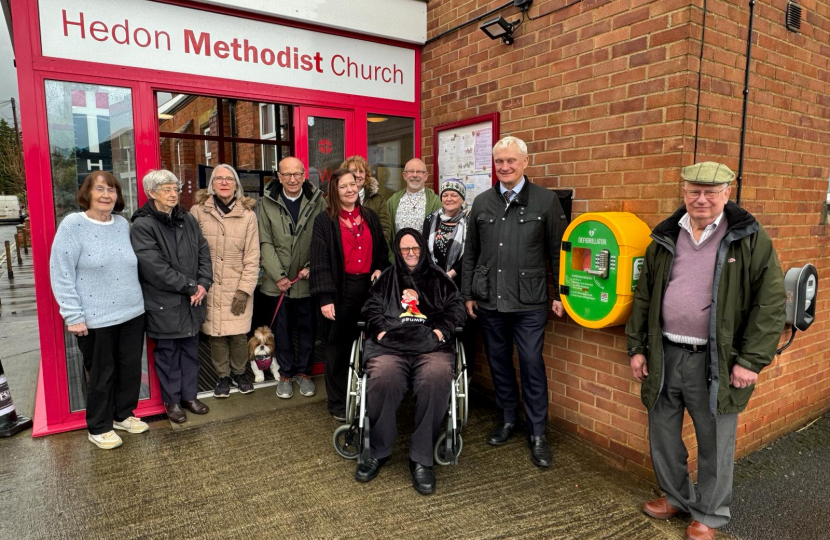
[558,212,652,328]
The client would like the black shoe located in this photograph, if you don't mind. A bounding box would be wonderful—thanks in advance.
[164,402,187,424]
[181,399,209,415]
[528,435,552,468]
[486,422,517,446]
[213,377,231,398]
[409,460,435,495]
[355,457,388,483]
[231,372,254,394]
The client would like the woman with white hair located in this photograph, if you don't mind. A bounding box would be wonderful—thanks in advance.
[130,169,213,424]
[190,164,260,398]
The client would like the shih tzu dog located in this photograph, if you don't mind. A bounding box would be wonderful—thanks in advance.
[248,326,280,383]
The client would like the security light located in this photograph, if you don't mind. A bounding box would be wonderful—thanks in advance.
[480,16,518,45]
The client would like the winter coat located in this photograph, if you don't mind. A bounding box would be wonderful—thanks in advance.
[625,201,787,415]
[190,190,260,337]
[258,180,326,299]
[461,178,568,312]
[309,206,390,308]
[361,176,392,244]
[130,201,213,340]
[362,228,466,361]
[387,187,442,241]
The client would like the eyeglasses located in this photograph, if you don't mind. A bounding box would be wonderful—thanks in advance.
[404,170,428,176]
[400,246,421,255]
[213,176,235,185]
[155,187,181,195]
[683,187,728,200]
[278,172,304,180]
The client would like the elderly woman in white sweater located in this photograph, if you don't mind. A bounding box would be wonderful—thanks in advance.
[49,171,147,450]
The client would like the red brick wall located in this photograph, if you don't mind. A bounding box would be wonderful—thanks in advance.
[423,0,830,480]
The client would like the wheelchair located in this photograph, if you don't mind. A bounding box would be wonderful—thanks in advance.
[332,322,468,466]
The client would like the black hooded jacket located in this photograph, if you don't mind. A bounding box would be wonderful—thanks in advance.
[130,200,213,339]
[361,228,466,360]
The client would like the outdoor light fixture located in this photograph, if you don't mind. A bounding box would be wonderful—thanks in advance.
[480,16,520,45]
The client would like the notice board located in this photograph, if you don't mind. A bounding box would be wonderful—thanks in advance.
[433,113,499,205]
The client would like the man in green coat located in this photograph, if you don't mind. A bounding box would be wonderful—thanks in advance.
[387,158,441,243]
[626,162,786,540]
[259,157,327,399]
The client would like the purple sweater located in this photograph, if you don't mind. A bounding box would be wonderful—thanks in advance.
[661,216,729,341]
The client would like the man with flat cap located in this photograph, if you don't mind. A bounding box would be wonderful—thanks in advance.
[626,162,786,540]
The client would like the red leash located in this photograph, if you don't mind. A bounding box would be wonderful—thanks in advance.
[269,275,302,328]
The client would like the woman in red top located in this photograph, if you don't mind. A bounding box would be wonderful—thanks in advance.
[310,169,389,420]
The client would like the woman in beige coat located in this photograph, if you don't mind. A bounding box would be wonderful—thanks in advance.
[191,164,260,398]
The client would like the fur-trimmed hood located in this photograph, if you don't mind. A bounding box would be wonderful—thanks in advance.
[364,176,380,198]
[194,189,257,211]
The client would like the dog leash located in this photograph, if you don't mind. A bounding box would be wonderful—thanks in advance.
[269,275,302,328]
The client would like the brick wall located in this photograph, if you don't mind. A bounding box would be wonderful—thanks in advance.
[423,0,830,480]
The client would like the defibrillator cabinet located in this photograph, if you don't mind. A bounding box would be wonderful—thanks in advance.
[558,212,652,328]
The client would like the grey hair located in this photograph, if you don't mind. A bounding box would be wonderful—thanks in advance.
[208,164,245,199]
[142,169,181,197]
[493,136,528,157]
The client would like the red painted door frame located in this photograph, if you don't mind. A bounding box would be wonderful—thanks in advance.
[12,0,420,436]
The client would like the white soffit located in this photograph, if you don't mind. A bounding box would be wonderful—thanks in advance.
[190,0,427,44]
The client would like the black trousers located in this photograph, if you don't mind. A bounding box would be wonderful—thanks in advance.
[76,314,146,435]
[153,336,200,404]
[366,352,453,466]
[272,296,315,378]
[324,274,371,416]
[478,307,549,436]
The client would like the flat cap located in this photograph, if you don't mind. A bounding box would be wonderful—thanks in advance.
[681,162,735,185]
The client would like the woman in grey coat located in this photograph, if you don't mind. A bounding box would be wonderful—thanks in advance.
[130,170,213,424]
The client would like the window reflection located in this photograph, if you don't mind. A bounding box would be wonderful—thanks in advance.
[367,114,415,199]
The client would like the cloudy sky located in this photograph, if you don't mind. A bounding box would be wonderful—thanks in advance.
[0,18,19,124]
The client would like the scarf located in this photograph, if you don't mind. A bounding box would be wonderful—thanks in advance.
[427,206,469,271]
[214,195,236,216]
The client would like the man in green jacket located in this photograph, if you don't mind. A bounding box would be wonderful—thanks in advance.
[387,158,441,243]
[626,162,786,540]
[259,157,327,399]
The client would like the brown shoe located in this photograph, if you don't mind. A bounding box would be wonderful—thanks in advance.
[685,521,716,540]
[181,399,209,415]
[643,497,685,520]
[164,402,187,424]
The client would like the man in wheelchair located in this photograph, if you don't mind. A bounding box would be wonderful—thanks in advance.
[357,228,466,494]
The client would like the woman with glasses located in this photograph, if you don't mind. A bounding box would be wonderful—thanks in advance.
[131,170,213,424]
[191,165,260,399]
[340,155,392,243]
[49,171,147,450]
[309,169,389,421]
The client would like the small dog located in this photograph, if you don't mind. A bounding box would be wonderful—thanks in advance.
[248,326,280,383]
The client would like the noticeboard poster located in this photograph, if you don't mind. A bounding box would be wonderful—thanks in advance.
[433,113,499,205]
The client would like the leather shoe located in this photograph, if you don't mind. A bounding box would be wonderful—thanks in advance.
[685,520,716,540]
[528,435,552,468]
[486,422,517,446]
[409,460,435,495]
[643,497,685,520]
[164,402,187,424]
[354,456,387,483]
[181,399,209,415]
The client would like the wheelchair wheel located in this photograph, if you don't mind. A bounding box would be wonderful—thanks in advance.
[333,425,359,460]
[434,432,463,466]
[458,369,469,427]
[346,369,358,424]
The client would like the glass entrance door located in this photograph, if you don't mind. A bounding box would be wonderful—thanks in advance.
[296,108,354,195]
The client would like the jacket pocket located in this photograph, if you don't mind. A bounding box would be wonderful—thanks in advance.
[144,296,181,331]
[471,265,490,301]
[518,267,547,304]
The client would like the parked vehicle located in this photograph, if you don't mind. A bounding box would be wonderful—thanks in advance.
[0,195,25,224]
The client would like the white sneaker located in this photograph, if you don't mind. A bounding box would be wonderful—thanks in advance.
[88,430,123,450]
[113,416,149,434]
